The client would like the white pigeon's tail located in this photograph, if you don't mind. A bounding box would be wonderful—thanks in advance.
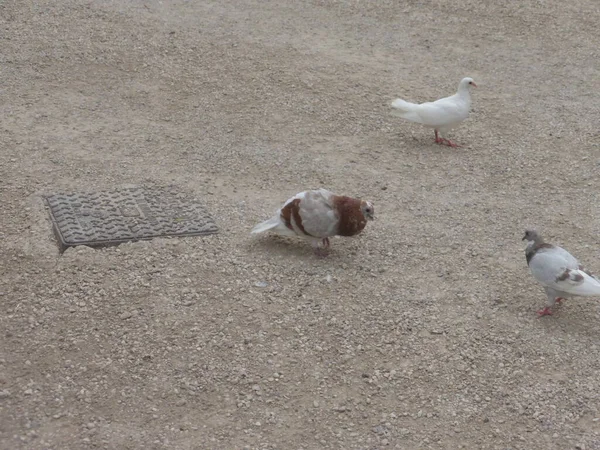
[390,98,423,123]
[391,98,418,113]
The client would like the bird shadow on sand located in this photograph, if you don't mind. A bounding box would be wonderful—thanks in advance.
[411,136,470,153]
[247,235,336,260]
[384,135,470,159]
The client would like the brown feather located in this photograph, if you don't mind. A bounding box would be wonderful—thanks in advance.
[280,198,310,236]
[280,199,296,231]
[556,269,570,282]
[557,269,584,282]
[333,196,368,237]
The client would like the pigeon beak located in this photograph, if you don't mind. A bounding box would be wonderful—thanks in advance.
[522,234,527,241]
[471,82,478,88]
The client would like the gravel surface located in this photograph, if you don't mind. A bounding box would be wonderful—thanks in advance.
[1,0,600,449]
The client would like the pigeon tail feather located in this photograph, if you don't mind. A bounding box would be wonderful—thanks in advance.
[568,272,600,296]
[391,98,419,112]
[251,215,297,236]
[390,99,424,123]
[251,216,282,234]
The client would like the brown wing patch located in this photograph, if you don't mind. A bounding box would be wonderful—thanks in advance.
[280,198,311,236]
[280,199,298,231]
[333,196,367,237]
[291,201,309,236]
[556,269,584,283]
[556,269,570,281]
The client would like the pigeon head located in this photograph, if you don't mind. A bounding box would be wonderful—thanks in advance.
[459,77,477,90]
[360,201,375,220]
[522,229,543,244]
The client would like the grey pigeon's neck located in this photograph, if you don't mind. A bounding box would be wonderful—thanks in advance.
[525,236,552,265]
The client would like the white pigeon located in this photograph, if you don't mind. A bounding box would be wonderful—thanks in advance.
[523,230,600,316]
[251,188,375,256]
[390,77,477,147]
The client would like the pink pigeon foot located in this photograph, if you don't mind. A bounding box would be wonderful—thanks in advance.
[440,138,460,148]
[537,307,553,317]
[434,131,460,147]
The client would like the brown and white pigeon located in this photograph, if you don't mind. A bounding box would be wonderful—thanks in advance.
[523,230,600,316]
[251,188,374,255]
[390,77,477,147]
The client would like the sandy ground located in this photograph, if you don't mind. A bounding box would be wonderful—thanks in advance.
[1,0,600,448]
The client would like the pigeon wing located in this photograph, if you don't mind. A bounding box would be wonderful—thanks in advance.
[296,189,339,238]
[530,247,600,296]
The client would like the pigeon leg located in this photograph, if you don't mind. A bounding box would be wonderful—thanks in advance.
[538,288,559,317]
[434,130,443,144]
[322,237,330,248]
[555,297,564,303]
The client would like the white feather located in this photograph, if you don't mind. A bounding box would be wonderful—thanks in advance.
[251,216,286,235]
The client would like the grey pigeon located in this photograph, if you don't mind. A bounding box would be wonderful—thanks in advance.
[523,230,600,316]
[390,77,477,147]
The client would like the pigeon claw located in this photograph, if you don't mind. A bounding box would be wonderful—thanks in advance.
[441,138,460,148]
[433,134,460,148]
[537,307,553,317]
[434,130,443,145]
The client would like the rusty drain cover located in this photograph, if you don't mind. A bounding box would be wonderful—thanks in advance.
[45,186,218,252]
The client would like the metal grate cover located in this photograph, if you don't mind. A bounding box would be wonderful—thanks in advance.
[46,187,218,252]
